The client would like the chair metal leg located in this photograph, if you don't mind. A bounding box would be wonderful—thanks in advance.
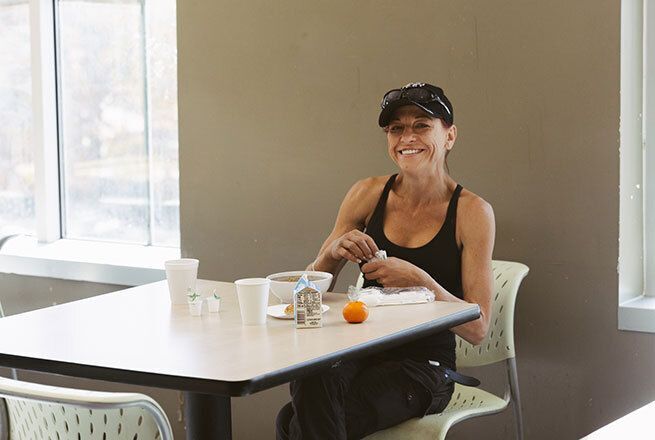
[506,358,524,440]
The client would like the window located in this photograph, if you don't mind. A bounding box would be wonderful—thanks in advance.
[0,0,180,285]
[0,0,179,284]
[619,0,655,333]
[0,0,34,237]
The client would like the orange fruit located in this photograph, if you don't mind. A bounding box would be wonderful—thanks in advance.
[342,301,369,323]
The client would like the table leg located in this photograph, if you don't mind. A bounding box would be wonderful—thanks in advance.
[184,391,232,440]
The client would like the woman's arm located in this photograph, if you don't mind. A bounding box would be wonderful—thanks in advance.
[423,197,495,345]
[309,177,382,287]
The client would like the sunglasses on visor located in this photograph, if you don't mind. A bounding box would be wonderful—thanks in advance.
[380,86,452,117]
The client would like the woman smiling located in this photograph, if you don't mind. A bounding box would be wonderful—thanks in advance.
[276,82,495,440]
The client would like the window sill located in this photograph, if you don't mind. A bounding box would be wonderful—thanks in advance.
[0,235,179,286]
[619,296,655,333]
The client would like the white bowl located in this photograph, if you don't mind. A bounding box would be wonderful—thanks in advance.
[266,271,333,303]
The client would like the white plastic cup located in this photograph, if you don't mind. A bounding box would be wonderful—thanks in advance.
[234,278,270,325]
[165,259,199,304]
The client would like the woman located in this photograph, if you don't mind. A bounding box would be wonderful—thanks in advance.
[276,82,495,440]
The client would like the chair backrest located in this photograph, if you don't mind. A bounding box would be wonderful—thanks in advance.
[456,260,529,368]
[0,376,173,440]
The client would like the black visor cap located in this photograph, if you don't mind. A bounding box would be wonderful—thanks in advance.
[378,84,454,127]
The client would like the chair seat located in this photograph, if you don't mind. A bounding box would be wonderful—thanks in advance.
[364,384,508,440]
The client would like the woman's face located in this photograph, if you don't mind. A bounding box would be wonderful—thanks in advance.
[385,105,456,175]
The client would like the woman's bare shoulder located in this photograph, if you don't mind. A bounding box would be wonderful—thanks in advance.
[458,188,494,225]
[340,175,392,225]
[456,188,495,248]
[346,175,392,203]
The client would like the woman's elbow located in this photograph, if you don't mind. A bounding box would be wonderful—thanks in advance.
[470,334,485,346]
[468,322,489,346]
[460,330,485,346]
[456,316,489,346]
[465,334,483,346]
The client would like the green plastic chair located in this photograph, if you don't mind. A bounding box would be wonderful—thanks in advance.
[0,376,173,440]
[363,260,529,440]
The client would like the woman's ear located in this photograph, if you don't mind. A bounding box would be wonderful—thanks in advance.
[443,124,457,151]
[448,124,457,146]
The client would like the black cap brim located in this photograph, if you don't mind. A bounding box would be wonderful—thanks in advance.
[378,98,446,127]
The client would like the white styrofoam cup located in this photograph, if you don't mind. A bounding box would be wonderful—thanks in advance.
[234,278,270,325]
[165,259,199,304]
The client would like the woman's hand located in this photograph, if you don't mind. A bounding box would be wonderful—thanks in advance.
[361,257,428,287]
[328,230,379,264]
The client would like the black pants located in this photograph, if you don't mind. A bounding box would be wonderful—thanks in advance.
[275,355,454,440]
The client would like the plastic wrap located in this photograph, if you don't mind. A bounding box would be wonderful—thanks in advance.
[348,285,435,306]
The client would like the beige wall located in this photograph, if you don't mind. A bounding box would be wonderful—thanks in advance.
[3,0,654,439]
[177,0,654,438]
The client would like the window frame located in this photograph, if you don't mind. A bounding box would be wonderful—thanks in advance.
[619,0,655,333]
[32,0,61,243]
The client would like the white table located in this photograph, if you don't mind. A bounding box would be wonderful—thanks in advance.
[0,279,480,439]
[582,401,655,439]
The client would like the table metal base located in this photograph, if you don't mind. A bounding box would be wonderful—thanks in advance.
[184,392,232,440]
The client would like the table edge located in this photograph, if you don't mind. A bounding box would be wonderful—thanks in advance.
[0,305,480,397]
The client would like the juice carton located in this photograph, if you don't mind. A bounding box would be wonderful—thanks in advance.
[293,274,322,328]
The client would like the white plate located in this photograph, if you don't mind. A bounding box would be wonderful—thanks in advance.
[267,304,330,320]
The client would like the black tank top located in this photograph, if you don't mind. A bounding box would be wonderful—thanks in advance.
[361,174,464,369]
